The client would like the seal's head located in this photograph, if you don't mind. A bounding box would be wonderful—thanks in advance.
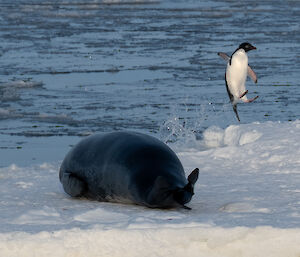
[173,168,199,208]
[147,168,199,209]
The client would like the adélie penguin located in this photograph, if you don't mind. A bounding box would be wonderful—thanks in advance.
[218,42,258,122]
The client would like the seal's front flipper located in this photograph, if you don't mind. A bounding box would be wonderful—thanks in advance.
[61,172,87,197]
[146,176,171,207]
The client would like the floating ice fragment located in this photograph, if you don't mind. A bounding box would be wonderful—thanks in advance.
[12,207,61,225]
[219,202,271,214]
[74,208,129,223]
[15,181,34,189]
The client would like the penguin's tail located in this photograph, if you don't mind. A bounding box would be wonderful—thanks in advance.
[232,104,240,122]
[173,168,199,209]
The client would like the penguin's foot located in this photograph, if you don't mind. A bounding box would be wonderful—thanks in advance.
[243,95,259,103]
[239,90,248,98]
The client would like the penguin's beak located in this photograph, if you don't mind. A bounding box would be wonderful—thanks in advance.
[251,45,257,50]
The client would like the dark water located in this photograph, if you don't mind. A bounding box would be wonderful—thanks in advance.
[0,0,299,167]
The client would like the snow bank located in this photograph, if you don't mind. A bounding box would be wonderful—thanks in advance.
[0,121,300,256]
[1,226,300,257]
[203,124,263,147]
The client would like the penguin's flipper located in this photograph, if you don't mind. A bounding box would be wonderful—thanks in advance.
[232,104,240,122]
[247,66,258,83]
[218,52,230,62]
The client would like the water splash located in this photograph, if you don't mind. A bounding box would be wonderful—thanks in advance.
[158,100,210,148]
[158,96,239,150]
[159,116,195,144]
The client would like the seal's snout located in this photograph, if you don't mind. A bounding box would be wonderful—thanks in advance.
[173,188,192,206]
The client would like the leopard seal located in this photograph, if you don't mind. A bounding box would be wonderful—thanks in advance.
[59,131,199,209]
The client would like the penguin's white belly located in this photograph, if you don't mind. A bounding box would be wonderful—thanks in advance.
[226,51,248,102]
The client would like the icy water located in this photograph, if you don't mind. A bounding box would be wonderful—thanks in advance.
[0,0,299,167]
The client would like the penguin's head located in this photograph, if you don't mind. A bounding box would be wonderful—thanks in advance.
[239,42,256,52]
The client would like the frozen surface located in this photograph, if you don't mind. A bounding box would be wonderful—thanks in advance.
[0,0,300,256]
[1,121,300,256]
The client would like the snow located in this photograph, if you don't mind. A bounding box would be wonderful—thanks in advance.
[0,121,300,256]
[1,227,300,257]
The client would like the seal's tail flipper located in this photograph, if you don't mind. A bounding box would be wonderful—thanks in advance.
[60,172,87,197]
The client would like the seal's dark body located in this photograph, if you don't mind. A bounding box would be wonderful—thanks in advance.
[59,131,198,208]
